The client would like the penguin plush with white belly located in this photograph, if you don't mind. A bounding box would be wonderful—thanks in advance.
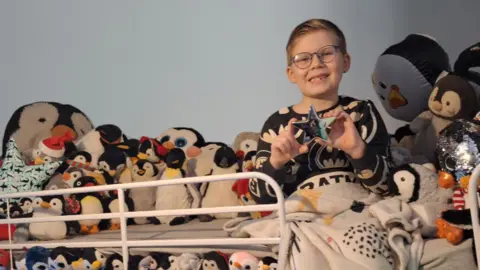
[257,257,278,270]
[72,248,107,270]
[199,146,241,222]
[25,246,50,270]
[100,187,135,230]
[75,124,125,168]
[67,176,105,234]
[48,246,81,270]
[129,159,160,225]
[200,251,229,270]
[137,136,168,169]
[151,148,201,226]
[28,196,76,241]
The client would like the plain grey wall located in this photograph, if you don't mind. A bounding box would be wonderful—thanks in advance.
[1,1,479,145]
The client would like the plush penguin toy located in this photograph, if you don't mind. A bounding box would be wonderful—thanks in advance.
[30,131,75,165]
[372,34,451,123]
[199,146,241,221]
[0,249,10,270]
[129,159,160,225]
[137,136,168,166]
[1,101,94,159]
[200,251,229,270]
[67,176,104,234]
[409,42,480,164]
[75,124,125,167]
[25,246,50,270]
[228,252,258,270]
[29,195,72,240]
[157,127,206,160]
[232,132,260,159]
[72,248,107,270]
[100,187,135,230]
[387,163,453,237]
[48,246,80,270]
[258,257,278,270]
[138,252,171,270]
[152,148,201,226]
[190,142,228,178]
[104,253,143,270]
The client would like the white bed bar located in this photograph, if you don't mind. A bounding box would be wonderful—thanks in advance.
[469,164,480,270]
[0,171,287,270]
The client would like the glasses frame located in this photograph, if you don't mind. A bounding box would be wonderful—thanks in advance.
[290,45,342,69]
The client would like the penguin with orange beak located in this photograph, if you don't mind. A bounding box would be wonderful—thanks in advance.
[157,127,206,160]
[28,196,72,240]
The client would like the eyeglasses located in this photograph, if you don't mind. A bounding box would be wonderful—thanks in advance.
[290,45,341,69]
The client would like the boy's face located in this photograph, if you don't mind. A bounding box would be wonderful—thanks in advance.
[286,30,350,99]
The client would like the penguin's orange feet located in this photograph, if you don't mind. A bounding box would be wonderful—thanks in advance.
[109,223,121,230]
[89,224,100,234]
[436,218,464,245]
[80,225,90,234]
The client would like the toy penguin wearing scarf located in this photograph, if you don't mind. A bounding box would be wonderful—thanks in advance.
[200,251,229,270]
[137,136,169,170]
[65,176,104,234]
[409,42,480,164]
[31,131,75,165]
[199,146,241,222]
[151,148,201,226]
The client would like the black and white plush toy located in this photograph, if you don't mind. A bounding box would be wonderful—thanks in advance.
[48,246,81,270]
[190,142,228,178]
[151,148,201,226]
[387,163,453,236]
[200,251,229,270]
[129,160,160,225]
[29,196,73,240]
[2,101,94,159]
[258,256,278,270]
[199,146,241,222]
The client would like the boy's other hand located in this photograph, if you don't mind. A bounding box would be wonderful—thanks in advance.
[316,110,366,159]
[270,118,309,169]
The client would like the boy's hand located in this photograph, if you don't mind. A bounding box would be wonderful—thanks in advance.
[270,118,309,169]
[317,110,366,159]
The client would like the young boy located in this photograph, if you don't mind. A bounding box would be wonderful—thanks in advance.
[249,19,393,204]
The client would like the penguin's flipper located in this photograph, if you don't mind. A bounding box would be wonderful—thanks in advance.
[147,217,161,225]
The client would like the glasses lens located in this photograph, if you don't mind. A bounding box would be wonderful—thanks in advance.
[292,53,312,69]
[320,46,336,63]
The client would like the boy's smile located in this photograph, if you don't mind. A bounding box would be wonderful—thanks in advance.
[287,30,350,102]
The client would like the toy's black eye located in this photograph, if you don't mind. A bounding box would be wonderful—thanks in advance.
[38,117,46,123]
[160,135,170,143]
[379,82,386,89]
[175,138,187,148]
[246,266,251,270]
[446,101,450,106]
[400,177,405,182]
[230,260,233,265]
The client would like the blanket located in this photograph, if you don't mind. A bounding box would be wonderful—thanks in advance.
[223,188,434,270]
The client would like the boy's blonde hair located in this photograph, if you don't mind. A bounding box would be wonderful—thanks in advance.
[286,19,347,65]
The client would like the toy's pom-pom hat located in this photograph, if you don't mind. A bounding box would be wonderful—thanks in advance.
[39,131,75,158]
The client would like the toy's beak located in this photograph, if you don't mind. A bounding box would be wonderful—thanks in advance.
[72,258,83,268]
[92,260,102,270]
[233,261,242,268]
[40,202,51,209]
[438,171,455,189]
[263,265,270,270]
[163,141,175,151]
[63,173,71,181]
[34,157,45,165]
[137,169,145,176]
[388,85,407,109]
[137,153,148,160]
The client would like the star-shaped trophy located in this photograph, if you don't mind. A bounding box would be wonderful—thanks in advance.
[292,105,336,143]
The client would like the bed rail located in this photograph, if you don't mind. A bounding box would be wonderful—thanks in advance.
[469,164,480,270]
[0,171,287,269]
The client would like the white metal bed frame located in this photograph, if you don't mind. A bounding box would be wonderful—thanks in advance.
[469,164,480,270]
[0,171,287,270]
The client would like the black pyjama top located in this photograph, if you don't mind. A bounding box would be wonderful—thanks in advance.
[248,95,394,204]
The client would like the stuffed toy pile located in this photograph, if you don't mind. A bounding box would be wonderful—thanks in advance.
[0,101,264,244]
[5,246,277,270]
[373,36,480,259]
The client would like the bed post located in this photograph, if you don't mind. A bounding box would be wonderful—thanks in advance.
[468,164,480,270]
[117,188,129,268]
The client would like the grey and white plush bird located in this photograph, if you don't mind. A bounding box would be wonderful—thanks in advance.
[129,159,160,225]
[151,148,201,226]
[199,146,241,221]
[387,162,453,236]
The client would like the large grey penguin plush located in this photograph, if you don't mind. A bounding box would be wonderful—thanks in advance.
[2,101,94,159]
